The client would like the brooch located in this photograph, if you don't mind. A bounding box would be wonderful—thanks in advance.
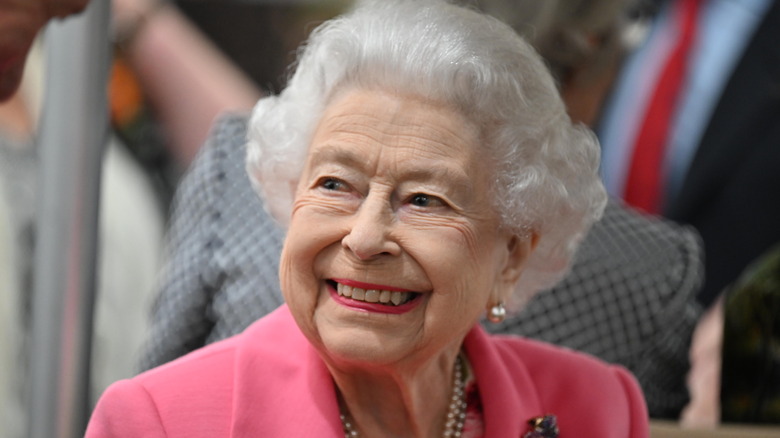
[523,415,559,438]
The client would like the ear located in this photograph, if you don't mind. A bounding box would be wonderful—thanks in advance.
[490,231,539,305]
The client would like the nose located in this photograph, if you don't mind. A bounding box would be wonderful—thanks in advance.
[341,195,401,261]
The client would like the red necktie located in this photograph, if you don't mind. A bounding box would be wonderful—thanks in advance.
[624,0,702,213]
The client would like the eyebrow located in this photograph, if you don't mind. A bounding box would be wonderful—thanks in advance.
[308,144,473,195]
[308,145,372,172]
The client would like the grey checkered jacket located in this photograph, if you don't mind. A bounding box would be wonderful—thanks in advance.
[140,115,703,418]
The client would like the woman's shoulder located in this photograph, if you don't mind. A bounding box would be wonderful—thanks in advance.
[485,334,649,437]
[133,305,296,387]
[87,336,242,437]
[493,333,617,367]
[492,333,643,393]
[87,306,333,437]
[139,335,241,383]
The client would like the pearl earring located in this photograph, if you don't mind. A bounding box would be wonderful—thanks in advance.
[488,302,506,323]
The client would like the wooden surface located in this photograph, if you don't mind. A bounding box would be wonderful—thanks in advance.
[650,421,780,437]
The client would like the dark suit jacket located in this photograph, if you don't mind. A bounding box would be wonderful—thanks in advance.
[665,0,780,308]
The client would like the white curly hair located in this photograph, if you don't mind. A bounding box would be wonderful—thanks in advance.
[246,0,607,309]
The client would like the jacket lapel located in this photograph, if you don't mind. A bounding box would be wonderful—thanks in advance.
[464,326,544,436]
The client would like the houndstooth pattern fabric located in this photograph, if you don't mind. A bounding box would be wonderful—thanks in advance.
[140,115,703,418]
[140,115,285,368]
[491,198,704,418]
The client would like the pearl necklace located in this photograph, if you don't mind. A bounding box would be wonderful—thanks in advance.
[340,356,467,437]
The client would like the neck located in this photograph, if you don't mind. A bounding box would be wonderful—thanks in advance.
[330,349,462,438]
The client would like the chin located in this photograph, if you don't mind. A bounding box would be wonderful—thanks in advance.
[318,330,411,367]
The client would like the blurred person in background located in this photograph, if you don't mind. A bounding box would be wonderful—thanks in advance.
[0,0,264,435]
[0,0,90,100]
[111,0,261,172]
[466,0,640,126]
[598,0,780,311]
[1,1,88,436]
[0,168,21,437]
[0,38,165,437]
[597,0,780,426]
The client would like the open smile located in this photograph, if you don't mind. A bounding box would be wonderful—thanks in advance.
[327,279,422,313]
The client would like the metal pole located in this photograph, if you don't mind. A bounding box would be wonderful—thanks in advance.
[28,0,111,437]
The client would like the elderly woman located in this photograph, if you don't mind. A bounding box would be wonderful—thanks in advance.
[87,1,648,436]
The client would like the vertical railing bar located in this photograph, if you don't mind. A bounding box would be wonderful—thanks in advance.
[27,0,111,437]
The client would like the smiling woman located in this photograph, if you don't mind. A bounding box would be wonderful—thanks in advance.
[282,88,515,372]
[86,1,648,437]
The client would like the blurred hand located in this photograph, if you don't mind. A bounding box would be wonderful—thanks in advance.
[112,0,157,22]
[111,0,160,41]
[0,0,89,101]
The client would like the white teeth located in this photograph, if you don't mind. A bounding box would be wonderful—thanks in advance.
[390,292,404,305]
[365,290,380,303]
[337,283,412,306]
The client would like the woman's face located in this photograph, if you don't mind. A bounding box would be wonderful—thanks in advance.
[280,88,530,369]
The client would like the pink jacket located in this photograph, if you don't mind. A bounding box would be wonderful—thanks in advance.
[86,305,649,437]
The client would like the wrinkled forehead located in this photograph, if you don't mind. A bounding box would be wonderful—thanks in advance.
[312,87,482,157]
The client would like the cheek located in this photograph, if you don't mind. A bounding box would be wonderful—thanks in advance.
[287,197,346,253]
[280,203,348,298]
[420,222,505,306]
[278,242,306,311]
[279,212,319,303]
[405,216,495,264]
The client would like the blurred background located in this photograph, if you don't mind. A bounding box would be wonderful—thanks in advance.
[1,0,778,437]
